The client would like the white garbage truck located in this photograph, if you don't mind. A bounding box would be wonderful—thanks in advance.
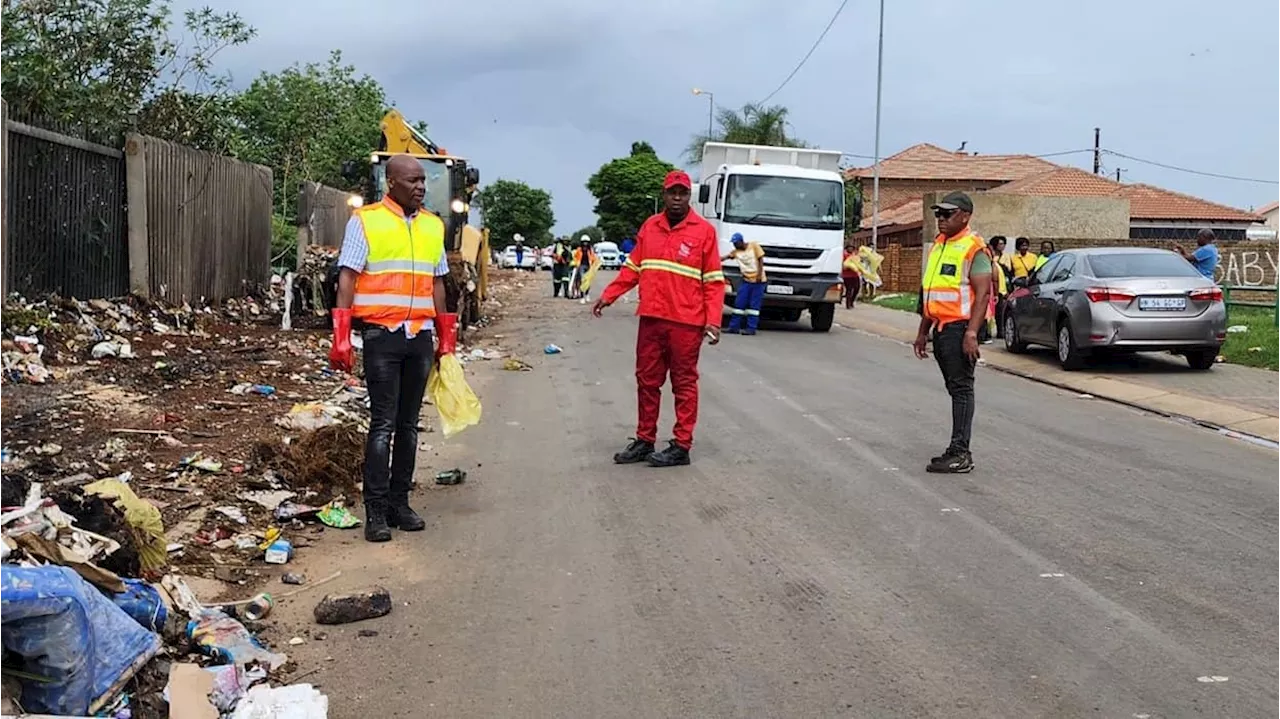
[692,142,846,332]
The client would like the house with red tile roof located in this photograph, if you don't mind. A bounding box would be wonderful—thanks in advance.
[846,144,1262,243]
[1256,200,1279,230]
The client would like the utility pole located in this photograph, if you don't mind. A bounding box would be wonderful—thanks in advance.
[870,0,885,251]
[1114,167,1124,182]
[1092,127,1101,175]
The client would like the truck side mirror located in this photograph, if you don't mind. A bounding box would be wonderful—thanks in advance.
[466,167,480,186]
[341,160,359,182]
[698,185,710,204]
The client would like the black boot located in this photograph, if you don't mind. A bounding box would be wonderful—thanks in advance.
[647,440,691,467]
[387,500,426,531]
[613,438,655,464]
[363,501,392,542]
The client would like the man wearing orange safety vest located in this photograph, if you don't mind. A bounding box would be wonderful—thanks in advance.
[593,170,725,467]
[330,154,455,542]
[913,191,992,474]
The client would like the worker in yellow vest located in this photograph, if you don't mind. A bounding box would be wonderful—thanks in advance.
[913,191,992,474]
[330,154,454,542]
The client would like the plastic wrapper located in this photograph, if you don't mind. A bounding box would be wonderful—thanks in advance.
[110,578,168,632]
[187,608,287,670]
[82,478,168,572]
[428,353,482,438]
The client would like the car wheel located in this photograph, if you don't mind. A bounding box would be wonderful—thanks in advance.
[1185,348,1218,371]
[1056,318,1086,371]
[1004,312,1028,353]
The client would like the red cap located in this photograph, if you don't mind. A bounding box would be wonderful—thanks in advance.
[663,170,692,190]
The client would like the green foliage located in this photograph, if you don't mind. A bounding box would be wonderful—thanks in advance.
[232,50,386,219]
[473,179,556,248]
[1,0,254,143]
[568,225,605,244]
[684,103,806,162]
[1220,305,1278,370]
[586,142,676,243]
[845,180,863,234]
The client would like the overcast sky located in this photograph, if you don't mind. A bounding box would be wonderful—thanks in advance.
[186,0,1279,232]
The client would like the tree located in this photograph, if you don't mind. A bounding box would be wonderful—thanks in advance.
[684,103,806,163]
[568,225,604,243]
[845,180,863,234]
[473,179,556,248]
[231,51,388,264]
[1,0,254,143]
[586,142,676,242]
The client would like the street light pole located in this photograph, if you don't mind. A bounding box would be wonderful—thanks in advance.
[692,88,714,139]
[869,0,885,252]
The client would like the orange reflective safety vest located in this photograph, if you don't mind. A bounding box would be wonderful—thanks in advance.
[921,229,985,327]
[351,199,446,334]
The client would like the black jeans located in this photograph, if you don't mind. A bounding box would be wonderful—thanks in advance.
[362,325,434,507]
[933,321,976,454]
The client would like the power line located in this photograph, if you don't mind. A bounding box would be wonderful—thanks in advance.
[1101,150,1277,185]
[756,0,851,106]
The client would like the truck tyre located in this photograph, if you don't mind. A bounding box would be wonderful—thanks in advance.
[810,303,835,333]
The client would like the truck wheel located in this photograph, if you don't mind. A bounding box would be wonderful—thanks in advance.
[810,303,835,333]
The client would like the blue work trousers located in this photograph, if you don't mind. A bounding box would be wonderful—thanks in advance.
[728,281,766,332]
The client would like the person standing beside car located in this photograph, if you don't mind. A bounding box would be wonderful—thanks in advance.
[330,154,453,542]
[1009,237,1037,279]
[913,191,992,475]
[1176,229,1220,280]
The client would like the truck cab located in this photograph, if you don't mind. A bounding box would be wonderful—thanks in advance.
[692,143,845,332]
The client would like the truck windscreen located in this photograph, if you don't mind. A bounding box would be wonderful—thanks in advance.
[372,158,452,216]
[723,175,843,230]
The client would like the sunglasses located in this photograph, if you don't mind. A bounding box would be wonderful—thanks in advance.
[933,208,958,219]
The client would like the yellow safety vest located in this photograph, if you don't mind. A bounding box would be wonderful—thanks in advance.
[351,199,446,334]
[922,230,985,327]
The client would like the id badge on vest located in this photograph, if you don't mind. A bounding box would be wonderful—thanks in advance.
[940,263,958,277]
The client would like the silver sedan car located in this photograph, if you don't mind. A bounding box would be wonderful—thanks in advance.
[1003,247,1227,371]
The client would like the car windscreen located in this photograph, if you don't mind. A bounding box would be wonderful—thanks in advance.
[1086,253,1202,279]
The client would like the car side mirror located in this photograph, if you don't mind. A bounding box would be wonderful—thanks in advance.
[698,185,710,204]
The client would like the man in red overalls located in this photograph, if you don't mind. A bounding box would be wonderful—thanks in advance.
[593,170,725,467]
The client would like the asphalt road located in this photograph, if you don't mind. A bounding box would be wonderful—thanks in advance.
[304,282,1277,718]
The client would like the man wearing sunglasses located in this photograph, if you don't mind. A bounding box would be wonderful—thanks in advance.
[913,191,992,474]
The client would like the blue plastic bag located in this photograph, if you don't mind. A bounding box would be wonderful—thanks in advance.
[109,578,168,632]
[1,564,161,715]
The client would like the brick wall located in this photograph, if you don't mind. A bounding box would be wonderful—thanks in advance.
[853,177,1005,224]
[880,244,923,293]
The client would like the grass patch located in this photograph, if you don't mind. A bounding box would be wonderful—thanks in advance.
[1222,306,1278,370]
[870,292,918,313]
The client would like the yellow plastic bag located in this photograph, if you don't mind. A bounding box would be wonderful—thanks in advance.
[429,353,482,437]
[580,257,603,293]
[82,478,168,573]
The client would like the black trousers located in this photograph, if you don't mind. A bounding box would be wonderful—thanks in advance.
[552,264,568,296]
[933,321,976,454]
[361,325,434,507]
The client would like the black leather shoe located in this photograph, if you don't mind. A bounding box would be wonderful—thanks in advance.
[647,440,691,467]
[363,504,392,542]
[613,439,655,464]
[387,503,426,531]
[926,451,974,474]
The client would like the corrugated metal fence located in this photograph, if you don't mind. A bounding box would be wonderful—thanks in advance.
[2,106,129,299]
[295,181,352,260]
[1,107,274,302]
[139,136,273,301]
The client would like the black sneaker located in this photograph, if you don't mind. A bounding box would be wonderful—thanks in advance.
[724,327,741,334]
[930,448,954,464]
[363,504,392,542]
[613,439,655,464]
[926,451,973,474]
[386,503,426,531]
[647,440,691,467]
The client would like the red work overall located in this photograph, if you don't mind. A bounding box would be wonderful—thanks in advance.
[600,209,725,449]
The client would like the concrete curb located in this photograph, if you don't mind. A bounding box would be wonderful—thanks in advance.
[837,316,1279,449]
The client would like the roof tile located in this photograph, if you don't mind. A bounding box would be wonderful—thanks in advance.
[845,143,1059,182]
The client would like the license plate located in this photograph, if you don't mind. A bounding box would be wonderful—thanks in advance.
[766,285,794,295]
[1139,296,1186,311]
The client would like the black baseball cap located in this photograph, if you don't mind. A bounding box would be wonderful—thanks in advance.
[931,191,973,213]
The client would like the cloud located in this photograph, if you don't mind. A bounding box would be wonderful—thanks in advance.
[184,0,1280,231]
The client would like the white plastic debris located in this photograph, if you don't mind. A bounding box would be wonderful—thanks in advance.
[1226,325,1248,333]
[230,683,328,718]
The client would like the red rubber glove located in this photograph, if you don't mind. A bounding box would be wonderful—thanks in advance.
[329,308,354,372]
[436,313,458,357]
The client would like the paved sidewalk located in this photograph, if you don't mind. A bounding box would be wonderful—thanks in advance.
[836,303,1279,443]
